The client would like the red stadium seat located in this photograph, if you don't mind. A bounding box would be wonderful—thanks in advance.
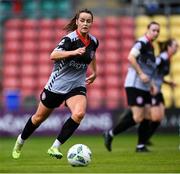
[21,77,37,89]
[4,29,21,41]
[5,19,23,29]
[20,65,37,77]
[105,87,120,109]
[93,17,103,28]
[23,19,38,29]
[39,29,55,41]
[22,29,38,41]
[121,39,134,50]
[21,52,37,65]
[104,39,120,51]
[105,16,119,28]
[3,65,20,77]
[37,64,52,77]
[120,26,134,39]
[39,19,55,29]
[55,18,68,28]
[22,40,37,52]
[37,75,49,90]
[104,63,120,75]
[104,27,119,39]
[3,77,20,89]
[104,50,120,63]
[4,40,21,52]
[119,16,134,27]
[96,64,105,76]
[95,51,105,64]
[38,52,52,64]
[91,76,105,89]
[3,52,20,65]
[39,40,54,52]
[87,88,105,109]
[105,75,121,88]
[90,28,104,40]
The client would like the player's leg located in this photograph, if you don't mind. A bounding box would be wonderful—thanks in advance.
[148,102,164,141]
[48,93,87,159]
[104,108,134,151]
[12,102,53,159]
[104,88,145,151]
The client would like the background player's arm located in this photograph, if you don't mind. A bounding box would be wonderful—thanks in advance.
[86,57,96,85]
[128,48,149,83]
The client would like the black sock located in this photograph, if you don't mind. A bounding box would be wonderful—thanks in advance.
[138,119,150,145]
[147,121,161,140]
[112,109,136,135]
[21,117,39,140]
[57,117,79,144]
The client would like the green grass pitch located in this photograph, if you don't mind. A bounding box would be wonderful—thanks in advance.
[0,134,180,173]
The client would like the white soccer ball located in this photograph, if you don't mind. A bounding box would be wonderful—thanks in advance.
[67,144,92,167]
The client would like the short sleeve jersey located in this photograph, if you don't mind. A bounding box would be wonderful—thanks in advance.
[124,36,157,91]
[45,31,99,94]
[153,51,170,92]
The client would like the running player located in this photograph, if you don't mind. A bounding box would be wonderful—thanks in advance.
[138,39,179,146]
[103,21,160,152]
[12,9,99,159]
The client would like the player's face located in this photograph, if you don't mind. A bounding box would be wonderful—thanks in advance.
[169,40,179,55]
[147,24,160,41]
[76,12,93,35]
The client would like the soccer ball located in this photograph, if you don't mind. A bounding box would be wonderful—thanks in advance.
[67,144,92,167]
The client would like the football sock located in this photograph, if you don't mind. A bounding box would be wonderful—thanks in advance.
[52,139,61,148]
[147,121,161,141]
[21,117,40,140]
[57,117,79,144]
[137,119,150,145]
[17,134,24,144]
[112,109,136,136]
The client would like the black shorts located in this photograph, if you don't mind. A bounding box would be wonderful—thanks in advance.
[125,87,151,107]
[151,92,164,106]
[40,86,86,108]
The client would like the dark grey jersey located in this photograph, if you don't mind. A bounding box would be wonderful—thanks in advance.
[124,36,156,91]
[45,31,99,94]
[153,52,170,92]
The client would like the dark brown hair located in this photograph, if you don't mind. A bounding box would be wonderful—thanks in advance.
[147,21,160,29]
[64,8,93,33]
[158,39,175,52]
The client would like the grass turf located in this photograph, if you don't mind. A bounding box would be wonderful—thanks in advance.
[0,134,180,173]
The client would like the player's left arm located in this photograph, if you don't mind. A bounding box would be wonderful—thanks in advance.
[86,57,97,85]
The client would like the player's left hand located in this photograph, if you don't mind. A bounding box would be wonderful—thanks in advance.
[86,73,96,85]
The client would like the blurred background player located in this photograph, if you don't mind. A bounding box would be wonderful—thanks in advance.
[103,21,160,152]
[137,38,179,148]
[12,8,99,159]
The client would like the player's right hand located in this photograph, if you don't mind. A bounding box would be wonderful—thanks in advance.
[75,47,86,56]
[139,73,149,83]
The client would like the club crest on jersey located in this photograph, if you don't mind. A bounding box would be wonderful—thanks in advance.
[136,96,143,104]
[41,92,46,100]
[152,98,156,105]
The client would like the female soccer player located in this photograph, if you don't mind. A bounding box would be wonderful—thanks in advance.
[12,8,99,159]
[137,38,179,147]
[104,21,160,152]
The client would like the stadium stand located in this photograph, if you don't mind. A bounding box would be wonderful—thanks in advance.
[1,0,180,110]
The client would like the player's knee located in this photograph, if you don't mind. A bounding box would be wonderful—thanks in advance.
[133,115,143,123]
[32,114,44,125]
[151,114,163,122]
[72,110,85,123]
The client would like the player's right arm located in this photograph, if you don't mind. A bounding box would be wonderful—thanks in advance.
[50,37,85,60]
[128,43,149,83]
